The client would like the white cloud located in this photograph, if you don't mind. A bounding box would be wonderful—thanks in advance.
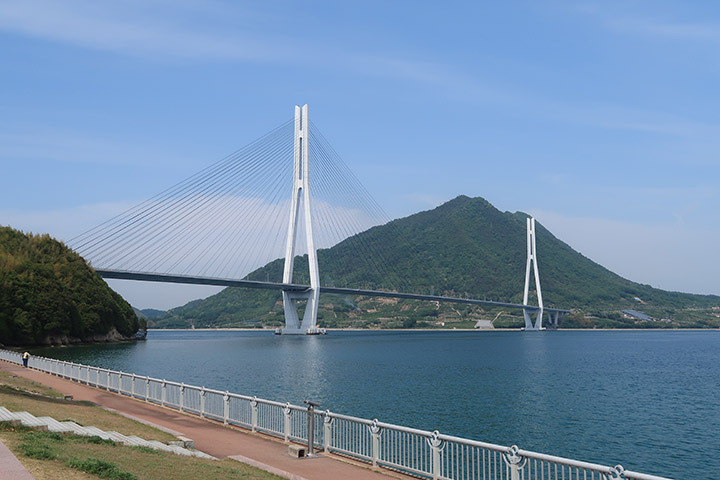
[3,0,718,146]
[0,0,286,61]
[576,2,720,43]
[105,279,223,311]
[2,194,386,309]
[0,128,189,167]
[3,192,384,274]
[530,209,720,296]
[609,16,720,43]
[0,201,137,242]
[403,193,448,209]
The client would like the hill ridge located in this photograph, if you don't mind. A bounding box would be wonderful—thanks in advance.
[156,196,719,329]
[0,226,142,345]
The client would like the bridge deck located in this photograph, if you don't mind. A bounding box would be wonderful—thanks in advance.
[96,269,570,314]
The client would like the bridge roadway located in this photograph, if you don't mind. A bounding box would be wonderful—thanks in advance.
[96,269,570,315]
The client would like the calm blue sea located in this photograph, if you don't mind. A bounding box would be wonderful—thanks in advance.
[31,330,720,479]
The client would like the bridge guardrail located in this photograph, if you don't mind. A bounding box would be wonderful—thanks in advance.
[0,348,672,480]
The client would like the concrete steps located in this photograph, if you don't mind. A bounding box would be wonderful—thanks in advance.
[0,406,215,459]
[35,417,75,433]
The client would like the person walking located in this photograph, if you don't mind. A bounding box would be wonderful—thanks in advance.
[22,352,29,367]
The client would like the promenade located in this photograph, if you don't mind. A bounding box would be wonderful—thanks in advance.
[0,360,414,480]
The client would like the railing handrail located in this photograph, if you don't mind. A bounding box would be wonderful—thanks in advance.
[0,349,673,480]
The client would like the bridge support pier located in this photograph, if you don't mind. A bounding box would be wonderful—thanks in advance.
[281,290,323,335]
[522,217,544,331]
[545,310,565,329]
[278,104,323,335]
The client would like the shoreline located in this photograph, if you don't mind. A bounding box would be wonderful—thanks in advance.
[148,327,719,332]
[9,328,716,349]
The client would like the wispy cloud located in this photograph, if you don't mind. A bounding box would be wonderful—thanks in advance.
[610,17,720,43]
[577,2,720,43]
[403,193,448,209]
[0,0,495,100]
[3,1,719,165]
[0,201,137,243]
[0,0,291,61]
[0,126,201,168]
[529,209,720,296]
[557,103,720,138]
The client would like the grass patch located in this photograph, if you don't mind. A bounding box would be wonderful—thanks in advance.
[0,367,283,479]
[0,426,283,479]
[19,441,58,460]
[0,420,30,432]
[0,371,65,398]
[85,435,116,446]
[18,430,65,460]
[25,430,67,442]
[0,382,175,443]
[130,445,159,455]
[67,457,137,480]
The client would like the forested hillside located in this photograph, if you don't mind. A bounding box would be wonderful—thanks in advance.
[0,226,142,345]
[158,196,720,329]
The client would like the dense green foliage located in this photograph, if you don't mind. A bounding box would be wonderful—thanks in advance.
[158,196,720,329]
[133,307,166,319]
[0,226,139,345]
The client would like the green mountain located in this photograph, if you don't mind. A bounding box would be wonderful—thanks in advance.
[133,307,166,319]
[0,226,142,345]
[157,196,720,329]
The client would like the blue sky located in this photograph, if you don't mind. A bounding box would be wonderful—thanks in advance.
[1,1,718,309]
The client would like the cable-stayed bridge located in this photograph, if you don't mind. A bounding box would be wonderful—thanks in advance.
[73,105,569,334]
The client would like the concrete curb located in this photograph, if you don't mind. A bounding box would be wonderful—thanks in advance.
[229,454,311,480]
[0,440,35,480]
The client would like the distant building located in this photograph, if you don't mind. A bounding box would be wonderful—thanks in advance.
[622,309,653,322]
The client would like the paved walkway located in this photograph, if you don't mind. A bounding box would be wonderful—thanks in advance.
[0,360,413,480]
[0,439,35,479]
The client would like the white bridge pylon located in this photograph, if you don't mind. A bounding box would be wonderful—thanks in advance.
[279,104,323,335]
[522,217,544,331]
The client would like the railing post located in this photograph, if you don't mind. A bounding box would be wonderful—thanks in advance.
[610,465,626,480]
[119,372,124,394]
[503,445,526,480]
[429,431,443,480]
[283,403,292,442]
[131,374,136,397]
[161,380,166,406]
[200,388,206,418]
[307,404,315,455]
[106,370,111,391]
[251,397,258,432]
[179,383,185,412]
[323,410,333,453]
[145,377,150,402]
[223,392,230,425]
[370,419,381,468]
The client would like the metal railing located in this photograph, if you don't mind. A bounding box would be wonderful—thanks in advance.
[0,349,671,480]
